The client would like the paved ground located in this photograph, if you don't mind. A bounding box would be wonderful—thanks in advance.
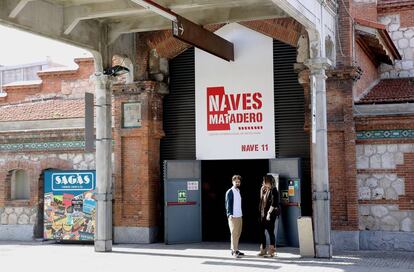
[0,241,413,272]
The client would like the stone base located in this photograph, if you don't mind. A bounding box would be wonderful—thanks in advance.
[332,231,360,251]
[95,240,113,252]
[0,225,34,241]
[315,244,332,258]
[114,227,158,243]
[332,231,414,252]
[360,231,414,251]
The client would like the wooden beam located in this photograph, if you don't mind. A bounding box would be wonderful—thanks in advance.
[172,15,234,61]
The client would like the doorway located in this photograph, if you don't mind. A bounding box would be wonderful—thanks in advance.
[201,159,268,242]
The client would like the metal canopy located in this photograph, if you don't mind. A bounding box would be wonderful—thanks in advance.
[0,0,288,53]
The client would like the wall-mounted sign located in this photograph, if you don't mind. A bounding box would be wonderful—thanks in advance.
[122,102,142,128]
[187,181,199,191]
[195,23,275,160]
[178,190,187,202]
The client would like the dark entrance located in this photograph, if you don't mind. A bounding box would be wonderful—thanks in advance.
[161,38,311,243]
[202,159,268,242]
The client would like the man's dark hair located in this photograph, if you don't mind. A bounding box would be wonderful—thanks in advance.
[232,175,242,182]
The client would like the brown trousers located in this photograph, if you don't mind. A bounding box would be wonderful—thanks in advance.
[228,217,242,251]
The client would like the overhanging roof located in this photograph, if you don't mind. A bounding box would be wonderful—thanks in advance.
[355,18,401,66]
[0,0,288,51]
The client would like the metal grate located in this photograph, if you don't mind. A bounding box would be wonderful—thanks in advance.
[161,47,196,160]
[274,40,309,159]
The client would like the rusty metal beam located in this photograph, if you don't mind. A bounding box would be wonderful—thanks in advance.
[172,15,234,61]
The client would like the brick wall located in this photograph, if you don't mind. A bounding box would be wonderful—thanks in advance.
[326,75,359,231]
[1,85,41,104]
[1,58,94,104]
[354,43,379,99]
[338,0,354,66]
[112,82,164,229]
[0,129,95,235]
[352,1,378,21]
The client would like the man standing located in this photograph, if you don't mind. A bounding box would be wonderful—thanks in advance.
[225,174,244,258]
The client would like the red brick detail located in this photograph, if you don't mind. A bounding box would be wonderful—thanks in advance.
[378,2,414,27]
[1,85,41,104]
[356,115,414,131]
[112,82,164,228]
[396,153,414,209]
[352,3,378,22]
[337,0,354,66]
[1,58,94,104]
[135,18,303,68]
[0,160,40,207]
[240,18,303,47]
[326,76,359,231]
[378,0,414,14]
[355,115,414,146]
[354,43,379,100]
[0,158,73,208]
[400,9,414,27]
[354,18,385,30]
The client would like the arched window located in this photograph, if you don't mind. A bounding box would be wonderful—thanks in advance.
[11,169,30,200]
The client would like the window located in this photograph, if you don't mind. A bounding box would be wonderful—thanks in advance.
[11,170,30,200]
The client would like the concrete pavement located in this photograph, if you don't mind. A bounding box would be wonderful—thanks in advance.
[0,241,413,272]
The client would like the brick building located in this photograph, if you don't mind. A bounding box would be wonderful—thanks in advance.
[0,59,95,239]
[0,0,413,253]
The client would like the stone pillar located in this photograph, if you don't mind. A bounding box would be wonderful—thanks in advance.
[305,57,332,258]
[93,73,113,252]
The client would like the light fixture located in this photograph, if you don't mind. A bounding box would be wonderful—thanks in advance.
[103,65,130,77]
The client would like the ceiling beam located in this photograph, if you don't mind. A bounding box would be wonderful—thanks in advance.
[64,0,149,35]
[108,3,287,43]
[64,0,282,35]
[8,0,35,18]
[0,0,102,52]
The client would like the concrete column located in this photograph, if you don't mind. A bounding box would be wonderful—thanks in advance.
[305,58,332,258]
[93,73,113,252]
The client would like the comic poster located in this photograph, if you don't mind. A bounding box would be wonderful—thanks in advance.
[44,170,96,241]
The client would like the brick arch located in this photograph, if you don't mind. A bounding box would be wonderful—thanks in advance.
[140,18,304,61]
[39,157,73,171]
[36,157,73,202]
[240,18,304,47]
[0,160,40,205]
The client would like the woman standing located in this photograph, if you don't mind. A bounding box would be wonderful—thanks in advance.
[258,174,280,257]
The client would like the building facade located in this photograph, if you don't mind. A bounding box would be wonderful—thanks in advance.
[0,0,413,253]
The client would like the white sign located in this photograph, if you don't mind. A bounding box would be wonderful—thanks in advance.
[195,23,275,160]
[187,181,199,191]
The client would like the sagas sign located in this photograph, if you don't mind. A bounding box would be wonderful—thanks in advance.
[195,23,275,160]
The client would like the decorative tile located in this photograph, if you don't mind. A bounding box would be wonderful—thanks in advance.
[357,130,414,140]
[0,141,85,152]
